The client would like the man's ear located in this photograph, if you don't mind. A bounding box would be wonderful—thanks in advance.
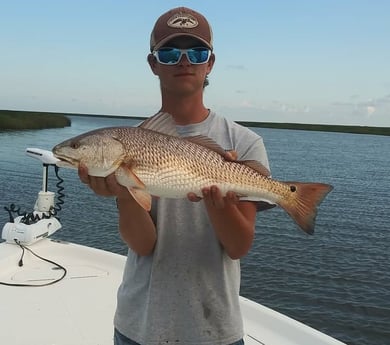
[147,54,158,75]
[207,53,215,73]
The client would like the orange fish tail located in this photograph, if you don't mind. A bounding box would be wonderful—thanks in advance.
[278,182,333,234]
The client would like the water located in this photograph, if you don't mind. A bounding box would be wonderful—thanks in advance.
[1,115,389,345]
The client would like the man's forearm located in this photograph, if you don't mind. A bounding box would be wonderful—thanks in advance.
[117,197,157,256]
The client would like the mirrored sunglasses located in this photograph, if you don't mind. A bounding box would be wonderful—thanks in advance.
[153,47,211,65]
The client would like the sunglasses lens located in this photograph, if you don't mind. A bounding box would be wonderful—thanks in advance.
[156,48,181,64]
[155,48,211,65]
[187,48,210,64]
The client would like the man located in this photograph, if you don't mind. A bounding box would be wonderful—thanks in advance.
[79,7,272,345]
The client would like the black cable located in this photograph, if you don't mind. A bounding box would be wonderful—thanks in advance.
[0,239,67,287]
[18,243,25,267]
[3,203,23,223]
[3,165,65,224]
[51,165,65,217]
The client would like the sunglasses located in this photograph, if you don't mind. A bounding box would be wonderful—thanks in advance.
[153,47,211,65]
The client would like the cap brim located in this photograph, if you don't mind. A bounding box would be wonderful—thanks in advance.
[151,33,212,51]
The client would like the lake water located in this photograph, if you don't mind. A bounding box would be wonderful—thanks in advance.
[1,115,389,345]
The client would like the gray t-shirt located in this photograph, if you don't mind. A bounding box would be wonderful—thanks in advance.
[114,112,271,345]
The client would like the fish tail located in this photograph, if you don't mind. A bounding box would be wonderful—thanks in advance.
[278,182,333,234]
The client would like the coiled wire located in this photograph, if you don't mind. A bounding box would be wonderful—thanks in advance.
[4,166,65,224]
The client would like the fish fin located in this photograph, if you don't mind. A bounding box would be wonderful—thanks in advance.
[139,112,178,137]
[185,135,229,157]
[185,136,239,161]
[127,188,152,211]
[239,160,271,177]
[278,182,333,234]
[116,165,151,211]
[140,114,238,161]
[117,164,146,189]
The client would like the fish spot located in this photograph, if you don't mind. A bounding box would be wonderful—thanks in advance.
[290,185,297,192]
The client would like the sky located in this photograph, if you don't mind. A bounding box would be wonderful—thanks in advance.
[1,0,390,126]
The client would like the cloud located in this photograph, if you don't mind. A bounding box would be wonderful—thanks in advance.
[328,93,390,124]
[376,94,390,105]
[366,105,376,117]
[331,101,354,107]
[240,100,254,108]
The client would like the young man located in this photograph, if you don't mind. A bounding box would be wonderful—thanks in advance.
[79,7,272,345]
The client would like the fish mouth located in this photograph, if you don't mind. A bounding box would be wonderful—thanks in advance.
[53,154,79,169]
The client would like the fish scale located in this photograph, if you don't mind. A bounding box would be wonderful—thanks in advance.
[126,131,262,197]
[53,112,333,234]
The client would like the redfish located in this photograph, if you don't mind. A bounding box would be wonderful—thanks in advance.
[52,112,333,234]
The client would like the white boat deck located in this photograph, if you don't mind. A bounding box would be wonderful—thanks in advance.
[0,238,346,345]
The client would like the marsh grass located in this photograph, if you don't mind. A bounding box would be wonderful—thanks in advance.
[0,110,71,130]
[238,121,390,136]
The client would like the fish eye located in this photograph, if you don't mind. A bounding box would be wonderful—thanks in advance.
[70,141,80,149]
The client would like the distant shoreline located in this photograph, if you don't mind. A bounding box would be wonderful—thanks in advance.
[1,109,389,136]
[235,121,390,136]
[0,110,71,130]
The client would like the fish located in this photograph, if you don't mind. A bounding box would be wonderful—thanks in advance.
[52,112,333,234]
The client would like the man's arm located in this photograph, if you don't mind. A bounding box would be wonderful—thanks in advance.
[78,166,156,256]
[188,186,257,260]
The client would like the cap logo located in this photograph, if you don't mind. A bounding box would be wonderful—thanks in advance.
[167,13,198,29]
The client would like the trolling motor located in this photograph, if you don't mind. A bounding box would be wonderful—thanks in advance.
[2,148,63,245]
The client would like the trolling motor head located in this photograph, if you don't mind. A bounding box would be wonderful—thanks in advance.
[26,147,60,165]
[2,148,63,245]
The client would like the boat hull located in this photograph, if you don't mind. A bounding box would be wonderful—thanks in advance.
[0,239,345,345]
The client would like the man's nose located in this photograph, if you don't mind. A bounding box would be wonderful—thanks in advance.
[178,53,191,66]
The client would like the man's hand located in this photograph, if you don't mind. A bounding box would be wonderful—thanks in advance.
[78,164,156,255]
[78,164,129,198]
[187,186,239,208]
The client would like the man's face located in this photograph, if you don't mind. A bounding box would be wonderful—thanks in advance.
[149,36,215,96]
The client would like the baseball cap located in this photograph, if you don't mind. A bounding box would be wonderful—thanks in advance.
[150,7,213,52]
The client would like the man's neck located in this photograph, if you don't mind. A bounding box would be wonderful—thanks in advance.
[160,94,209,125]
